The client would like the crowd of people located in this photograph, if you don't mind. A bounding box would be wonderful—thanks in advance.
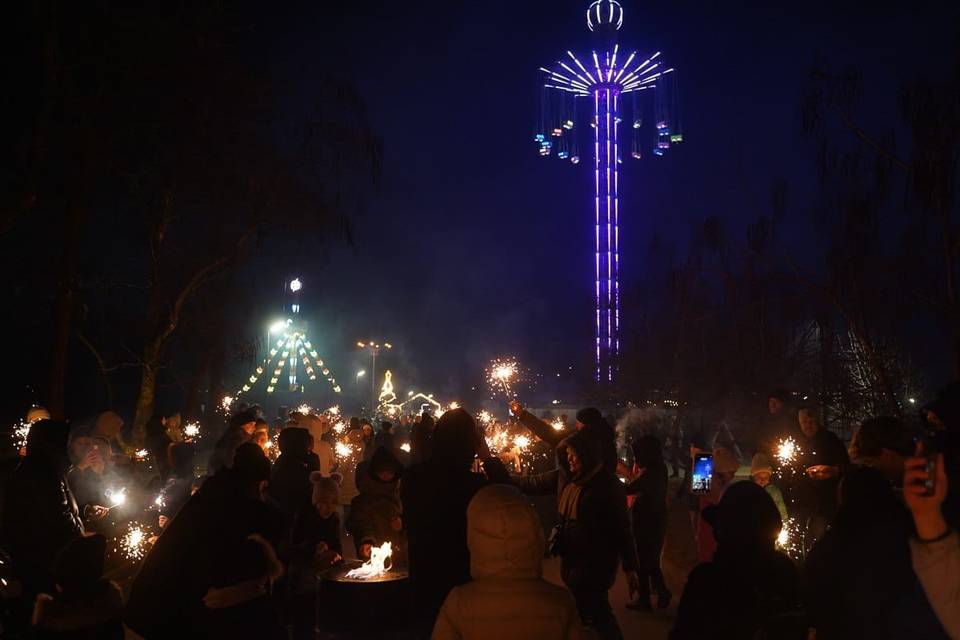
[0,382,956,639]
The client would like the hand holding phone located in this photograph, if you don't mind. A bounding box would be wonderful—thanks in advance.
[692,453,713,494]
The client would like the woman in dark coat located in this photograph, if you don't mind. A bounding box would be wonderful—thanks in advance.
[626,435,671,611]
[125,444,284,640]
[556,430,639,640]
[400,409,510,635]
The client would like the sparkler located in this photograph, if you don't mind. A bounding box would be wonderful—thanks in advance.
[333,421,347,434]
[776,517,803,560]
[486,358,520,399]
[182,422,201,440]
[120,522,150,561]
[514,435,531,451]
[552,419,565,432]
[400,443,411,453]
[345,542,393,580]
[476,411,494,427]
[335,441,353,459]
[220,396,234,413]
[296,404,313,416]
[775,437,804,478]
[134,449,149,462]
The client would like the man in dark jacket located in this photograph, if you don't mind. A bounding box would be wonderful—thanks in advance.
[400,409,510,635]
[672,481,804,640]
[510,402,618,473]
[207,408,258,475]
[125,443,284,640]
[1,419,84,596]
[557,430,639,640]
[410,412,434,464]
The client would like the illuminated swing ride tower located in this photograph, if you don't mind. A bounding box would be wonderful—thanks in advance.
[536,0,681,384]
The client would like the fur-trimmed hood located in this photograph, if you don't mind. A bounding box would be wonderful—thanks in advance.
[33,580,122,632]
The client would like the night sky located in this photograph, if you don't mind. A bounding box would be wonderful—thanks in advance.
[251,0,958,402]
[4,0,958,418]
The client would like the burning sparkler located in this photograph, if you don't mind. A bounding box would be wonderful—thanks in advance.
[345,542,393,580]
[400,442,411,453]
[134,449,149,462]
[11,420,31,452]
[486,358,520,399]
[296,404,313,416]
[476,411,494,427]
[514,435,531,451]
[776,517,803,560]
[335,441,353,459]
[220,396,234,413]
[775,436,804,478]
[551,419,565,432]
[120,522,150,561]
[182,422,201,440]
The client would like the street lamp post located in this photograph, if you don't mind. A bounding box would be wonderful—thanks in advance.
[356,340,392,416]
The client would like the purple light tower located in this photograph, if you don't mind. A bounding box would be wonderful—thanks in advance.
[536,0,681,384]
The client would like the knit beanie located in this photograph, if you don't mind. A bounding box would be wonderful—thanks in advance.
[750,452,773,476]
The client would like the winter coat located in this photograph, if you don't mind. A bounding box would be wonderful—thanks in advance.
[2,452,83,593]
[346,461,403,555]
[804,468,949,640]
[124,468,285,640]
[401,456,510,627]
[625,461,668,572]
[32,580,124,640]
[795,428,848,520]
[554,435,638,593]
[432,485,585,640]
[268,428,320,523]
[911,530,960,639]
[671,546,804,640]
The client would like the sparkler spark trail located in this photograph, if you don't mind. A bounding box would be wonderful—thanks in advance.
[476,411,494,427]
[514,435,531,450]
[134,449,149,461]
[552,419,565,432]
[774,436,804,479]
[486,358,520,399]
[120,522,150,561]
[11,420,31,451]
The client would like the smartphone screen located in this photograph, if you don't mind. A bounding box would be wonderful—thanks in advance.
[692,453,713,494]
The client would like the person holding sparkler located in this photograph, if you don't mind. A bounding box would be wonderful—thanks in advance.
[795,408,849,546]
[2,419,84,597]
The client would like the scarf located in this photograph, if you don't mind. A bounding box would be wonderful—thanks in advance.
[558,463,602,522]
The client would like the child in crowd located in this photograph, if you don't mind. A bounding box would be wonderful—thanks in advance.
[346,446,404,561]
[751,453,788,522]
[32,534,123,640]
[294,472,343,569]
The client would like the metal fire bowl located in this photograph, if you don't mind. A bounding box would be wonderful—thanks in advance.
[316,560,411,634]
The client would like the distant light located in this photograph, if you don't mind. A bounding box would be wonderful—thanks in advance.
[290,278,302,292]
[270,320,288,334]
[909,398,916,404]
[356,370,366,378]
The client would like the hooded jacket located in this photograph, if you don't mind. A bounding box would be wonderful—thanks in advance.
[346,448,403,554]
[432,485,585,640]
[555,430,638,592]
